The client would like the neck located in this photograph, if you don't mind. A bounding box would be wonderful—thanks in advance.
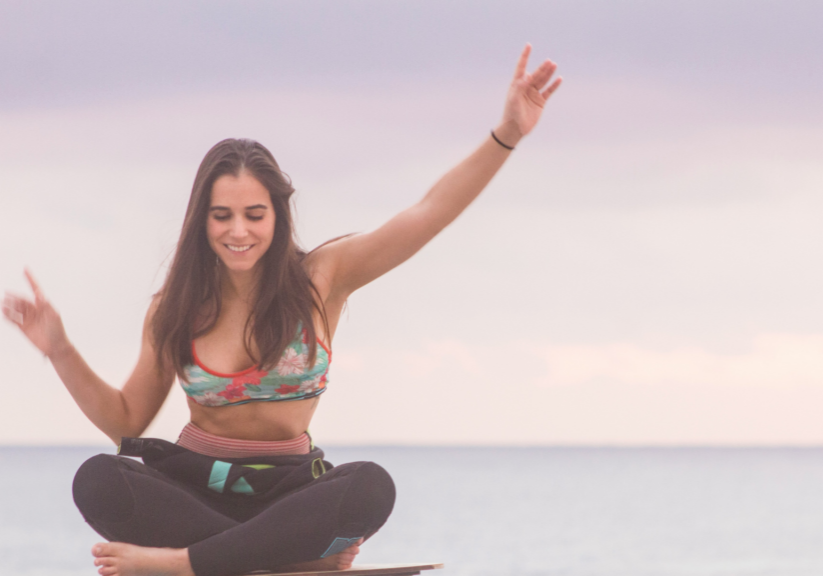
[220,265,260,303]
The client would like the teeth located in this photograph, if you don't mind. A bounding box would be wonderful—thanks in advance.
[226,245,252,252]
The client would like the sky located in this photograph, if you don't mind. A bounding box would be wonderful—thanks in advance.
[1,0,822,445]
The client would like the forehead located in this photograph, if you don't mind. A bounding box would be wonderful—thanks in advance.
[210,172,272,207]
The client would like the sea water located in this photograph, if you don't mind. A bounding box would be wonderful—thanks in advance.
[1,446,822,576]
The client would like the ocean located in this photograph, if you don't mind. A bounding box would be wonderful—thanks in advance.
[1,446,822,576]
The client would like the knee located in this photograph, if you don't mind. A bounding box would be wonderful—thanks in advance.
[72,454,135,523]
[337,461,396,534]
[356,461,396,513]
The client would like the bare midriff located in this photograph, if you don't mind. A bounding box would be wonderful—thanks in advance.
[188,395,320,441]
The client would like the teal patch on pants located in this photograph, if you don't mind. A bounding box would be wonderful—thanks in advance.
[231,476,254,494]
[207,461,232,493]
[321,536,362,558]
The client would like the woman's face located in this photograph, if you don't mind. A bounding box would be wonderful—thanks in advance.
[207,171,275,274]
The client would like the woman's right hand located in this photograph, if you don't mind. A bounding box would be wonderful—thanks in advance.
[2,269,72,359]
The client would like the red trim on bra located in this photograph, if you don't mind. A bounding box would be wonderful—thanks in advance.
[192,337,332,378]
[316,337,332,358]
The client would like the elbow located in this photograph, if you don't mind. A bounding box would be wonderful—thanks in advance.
[103,417,148,447]
[105,423,144,448]
[124,421,150,441]
[117,396,152,440]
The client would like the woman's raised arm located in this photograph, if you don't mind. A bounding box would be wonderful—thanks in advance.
[2,271,175,445]
[311,44,562,300]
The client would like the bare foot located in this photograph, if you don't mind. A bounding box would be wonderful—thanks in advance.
[275,539,363,573]
[92,542,195,576]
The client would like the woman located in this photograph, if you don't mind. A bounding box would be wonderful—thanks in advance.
[2,45,560,576]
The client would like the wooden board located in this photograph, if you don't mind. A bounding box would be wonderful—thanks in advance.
[249,562,444,576]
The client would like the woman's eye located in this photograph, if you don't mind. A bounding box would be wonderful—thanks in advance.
[212,214,231,221]
[247,215,264,222]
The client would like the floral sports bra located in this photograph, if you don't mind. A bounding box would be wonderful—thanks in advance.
[181,328,330,407]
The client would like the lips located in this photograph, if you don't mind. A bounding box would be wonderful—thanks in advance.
[225,244,253,253]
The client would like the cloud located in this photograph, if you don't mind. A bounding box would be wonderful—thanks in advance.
[538,333,823,389]
[334,333,823,393]
[307,333,823,445]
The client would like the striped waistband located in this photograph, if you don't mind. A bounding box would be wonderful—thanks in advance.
[176,423,311,458]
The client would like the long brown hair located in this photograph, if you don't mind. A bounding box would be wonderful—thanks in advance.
[152,138,327,380]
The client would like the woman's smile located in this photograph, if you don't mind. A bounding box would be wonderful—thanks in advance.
[225,244,254,253]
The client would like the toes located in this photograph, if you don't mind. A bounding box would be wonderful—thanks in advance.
[94,555,118,576]
[92,542,113,557]
[91,543,119,575]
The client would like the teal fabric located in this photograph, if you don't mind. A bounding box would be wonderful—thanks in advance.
[208,461,232,493]
[231,477,255,494]
[321,536,363,558]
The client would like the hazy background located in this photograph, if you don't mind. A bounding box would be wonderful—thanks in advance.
[1,0,822,446]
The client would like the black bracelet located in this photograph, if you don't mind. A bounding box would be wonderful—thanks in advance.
[490,130,515,151]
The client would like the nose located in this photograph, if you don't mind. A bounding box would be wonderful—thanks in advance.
[229,215,248,238]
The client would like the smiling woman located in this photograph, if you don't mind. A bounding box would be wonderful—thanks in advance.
[1,44,561,576]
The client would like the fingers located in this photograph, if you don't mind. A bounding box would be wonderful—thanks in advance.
[512,43,531,81]
[513,45,561,100]
[541,76,563,99]
[24,268,45,302]
[2,303,24,327]
[528,59,557,90]
[2,293,32,327]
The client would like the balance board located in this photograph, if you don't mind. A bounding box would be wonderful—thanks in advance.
[251,562,444,576]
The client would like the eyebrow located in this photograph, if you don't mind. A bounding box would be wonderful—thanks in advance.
[209,204,269,211]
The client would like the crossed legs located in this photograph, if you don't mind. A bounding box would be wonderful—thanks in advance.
[73,454,395,576]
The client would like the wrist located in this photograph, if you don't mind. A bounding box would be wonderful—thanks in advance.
[492,120,522,150]
[47,340,75,362]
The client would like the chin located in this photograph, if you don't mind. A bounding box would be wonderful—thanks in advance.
[214,253,259,270]
[224,262,260,273]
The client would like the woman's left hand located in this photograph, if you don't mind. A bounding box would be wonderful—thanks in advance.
[497,44,562,146]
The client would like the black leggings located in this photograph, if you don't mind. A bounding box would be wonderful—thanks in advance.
[72,454,395,576]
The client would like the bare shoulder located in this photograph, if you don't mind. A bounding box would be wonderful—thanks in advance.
[304,234,359,266]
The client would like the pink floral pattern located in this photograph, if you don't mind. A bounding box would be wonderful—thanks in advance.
[275,384,301,395]
[232,370,268,387]
[276,348,306,376]
[196,392,224,407]
[217,382,249,401]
